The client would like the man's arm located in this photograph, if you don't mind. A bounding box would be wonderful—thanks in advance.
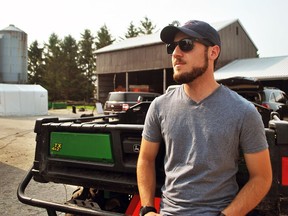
[222,148,272,216]
[137,137,160,207]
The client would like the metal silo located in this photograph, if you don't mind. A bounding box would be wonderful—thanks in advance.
[0,24,27,83]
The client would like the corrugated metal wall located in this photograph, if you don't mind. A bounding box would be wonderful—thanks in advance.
[0,25,28,84]
[217,22,258,68]
[96,44,171,74]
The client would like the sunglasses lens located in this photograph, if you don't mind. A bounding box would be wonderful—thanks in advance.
[166,39,194,54]
[179,39,194,52]
[167,43,176,54]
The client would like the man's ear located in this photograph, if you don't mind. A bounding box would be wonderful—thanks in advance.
[210,45,221,60]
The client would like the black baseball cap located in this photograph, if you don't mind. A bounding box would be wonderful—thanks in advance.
[160,20,221,48]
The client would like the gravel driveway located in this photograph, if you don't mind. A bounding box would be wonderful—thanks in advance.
[0,109,93,216]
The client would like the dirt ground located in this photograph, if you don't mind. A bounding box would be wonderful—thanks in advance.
[0,108,95,216]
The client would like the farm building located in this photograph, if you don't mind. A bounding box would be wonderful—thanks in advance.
[95,19,258,103]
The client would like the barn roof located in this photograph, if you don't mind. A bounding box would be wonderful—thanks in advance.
[214,56,288,80]
[95,19,240,54]
[95,31,162,53]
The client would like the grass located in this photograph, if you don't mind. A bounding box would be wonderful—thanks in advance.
[67,105,95,111]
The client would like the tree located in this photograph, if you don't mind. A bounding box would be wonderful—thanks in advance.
[61,35,88,101]
[139,16,156,35]
[43,33,65,101]
[78,29,97,102]
[125,21,140,38]
[28,19,163,102]
[27,40,45,84]
[95,25,115,49]
[169,20,181,27]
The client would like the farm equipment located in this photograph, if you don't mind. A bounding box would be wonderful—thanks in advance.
[17,102,288,215]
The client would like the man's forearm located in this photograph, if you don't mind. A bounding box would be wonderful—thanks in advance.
[222,175,272,215]
[137,159,157,206]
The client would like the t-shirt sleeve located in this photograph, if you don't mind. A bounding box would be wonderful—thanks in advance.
[240,102,269,153]
[142,98,162,143]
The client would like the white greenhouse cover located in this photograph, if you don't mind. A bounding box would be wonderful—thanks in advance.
[0,84,48,116]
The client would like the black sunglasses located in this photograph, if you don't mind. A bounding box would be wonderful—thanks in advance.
[166,38,212,54]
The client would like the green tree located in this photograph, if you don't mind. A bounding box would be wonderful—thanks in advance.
[27,40,45,84]
[125,21,140,38]
[29,20,165,102]
[61,35,87,101]
[95,24,115,49]
[43,33,65,101]
[78,29,97,102]
[139,16,156,35]
[169,20,181,27]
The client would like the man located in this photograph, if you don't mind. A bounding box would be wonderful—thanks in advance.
[136,20,272,216]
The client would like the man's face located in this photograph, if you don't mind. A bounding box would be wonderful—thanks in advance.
[171,32,209,84]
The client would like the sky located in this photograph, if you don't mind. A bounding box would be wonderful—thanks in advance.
[1,0,288,58]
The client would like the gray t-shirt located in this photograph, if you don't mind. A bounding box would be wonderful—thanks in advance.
[142,85,268,216]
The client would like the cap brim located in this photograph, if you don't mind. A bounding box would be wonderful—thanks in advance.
[160,25,205,44]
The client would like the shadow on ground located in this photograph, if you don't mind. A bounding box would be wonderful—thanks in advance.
[0,162,76,216]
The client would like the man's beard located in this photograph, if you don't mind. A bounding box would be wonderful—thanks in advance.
[173,48,209,84]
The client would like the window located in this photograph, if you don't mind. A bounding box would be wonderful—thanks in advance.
[270,92,276,102]
[275,92,288,104]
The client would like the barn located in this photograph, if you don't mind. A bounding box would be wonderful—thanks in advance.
[95,19,258,103]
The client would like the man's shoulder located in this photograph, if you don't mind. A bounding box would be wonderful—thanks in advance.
[217,85,256,114]
[220,85,251,104]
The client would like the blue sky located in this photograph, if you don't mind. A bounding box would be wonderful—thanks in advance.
[1,0,288,58]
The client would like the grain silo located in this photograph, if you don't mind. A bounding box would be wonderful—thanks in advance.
[0,24,27,83]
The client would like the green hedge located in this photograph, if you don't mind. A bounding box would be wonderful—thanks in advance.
[49,102,67,109]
